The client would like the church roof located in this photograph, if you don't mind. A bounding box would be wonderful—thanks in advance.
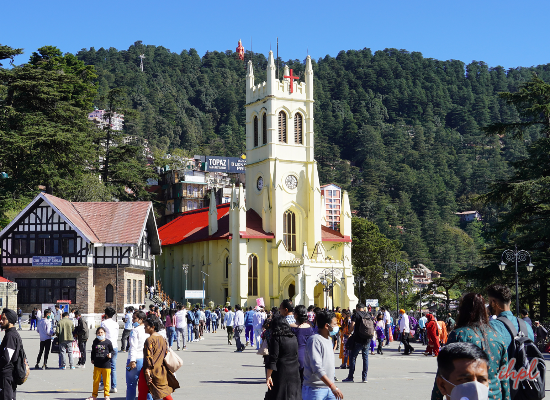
[158,203,275,246]
[321,225,352,242]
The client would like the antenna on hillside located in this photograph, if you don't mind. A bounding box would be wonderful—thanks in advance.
[139,54,145,72]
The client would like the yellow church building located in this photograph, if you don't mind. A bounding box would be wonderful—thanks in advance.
[156,51,358,310]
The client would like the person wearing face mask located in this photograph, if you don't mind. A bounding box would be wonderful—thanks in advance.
[74,310,89,368]
[265,314,300,400]
[342,303,371,383]
[36,308,53,369]
[87,327,114,400]
[435,342,490,400]
[126,310,153,400]
[303,310,344,400]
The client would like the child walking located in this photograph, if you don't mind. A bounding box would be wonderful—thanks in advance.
[87,327,114,400]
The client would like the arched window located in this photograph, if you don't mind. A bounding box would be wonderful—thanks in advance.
[278,111,287,143]
[106,284,114,303]
[253,116,259,147]
[288,283,295,299]
[248,255,258,296]
[262,113,267,145]
[294,113,303,144]
[283,210,296,251]
[225,256,229,279]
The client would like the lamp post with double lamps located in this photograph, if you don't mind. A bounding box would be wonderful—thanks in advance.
[499,245,534,316]
[354,276,367,305]
[182,264,189,304]
[383,261,409,318]
[315,266,343,310]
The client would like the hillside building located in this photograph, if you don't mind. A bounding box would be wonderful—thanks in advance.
[156,52,357,310]
[320,184,342,230]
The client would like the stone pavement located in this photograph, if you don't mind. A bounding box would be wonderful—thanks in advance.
[17,327,441,399]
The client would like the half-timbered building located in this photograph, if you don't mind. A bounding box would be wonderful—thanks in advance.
[0,193,160,315]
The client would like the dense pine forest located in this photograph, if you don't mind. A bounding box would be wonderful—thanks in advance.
[74,41,550,276]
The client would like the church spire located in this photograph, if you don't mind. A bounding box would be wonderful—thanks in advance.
[305,55,313,100]
[208,189,218,236]
[267,50,276,95]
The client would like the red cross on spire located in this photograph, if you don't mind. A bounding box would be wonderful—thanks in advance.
[284,68,300,93]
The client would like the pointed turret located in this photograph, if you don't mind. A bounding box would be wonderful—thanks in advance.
[230,184,237,210]
[305,55,313,100]
[267,51,276,94]
[238,183,246,230]
[340,191,352,238]
[246,60,254,103]
[208,189,218,236]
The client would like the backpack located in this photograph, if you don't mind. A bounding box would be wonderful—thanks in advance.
[497,316,546,400]
[355,311,375,340]
[13,338,30,386]
[409,316,418,331]
[186,311,194,325]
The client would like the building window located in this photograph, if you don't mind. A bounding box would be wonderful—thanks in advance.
[294,113,303,144]
[262,113,267,144]
[254,116,259,147]
[283,210,296,251]
[38,234,51,255]
[133,279,137,304]
[62,235,75,255]
[248,255,258,296]
[127,279,131,303]
[106,284,114,303]
[12,234,26,255]
[138,280,142,303]
[278,111,287,143]
[16,278,76,304]
[225,256,229,279]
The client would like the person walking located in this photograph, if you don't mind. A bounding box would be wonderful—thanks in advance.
[234,304,245,352]
[424,314,440,357]
[265,315,301,400]
[205,308,211,333]
[220,307,226,330]
[431,292,509,400]
[211,309,218,333]
[253,306,266,350]
[139,315,180,400]
[381,307,391,346]
[244,307,254,347]
[55,312,75,370]
[186,308,195,343]
[399,309,414,355]
[30,308,37,330]
[291,305,315,383]
[0,308,24,399]
[126,310,152,400]
[74,310,89,368]
[302,310,344,400]
[338,311,351,368]
[375,315,385,355]
[418,313,428,346]
[175,305,187,351]
[279,299,295,325]
[342,303,371,383]
[101,307,119,393]
[165,310,176,349]
[35,308,53,369]
[224,306,235,345]
[17,308,22,331]
[534,321,547,349]
[86,327,114,400]
[121,307,134,353]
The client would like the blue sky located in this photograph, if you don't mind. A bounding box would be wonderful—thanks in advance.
[3,0,549,69]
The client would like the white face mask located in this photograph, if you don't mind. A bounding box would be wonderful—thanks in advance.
[441,376,489,400]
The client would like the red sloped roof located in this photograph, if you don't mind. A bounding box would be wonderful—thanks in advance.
[0,277,12,283]
[72,202,151,244]
[321,225,352,242]
[240,209,275,239]
[44,194,100,242]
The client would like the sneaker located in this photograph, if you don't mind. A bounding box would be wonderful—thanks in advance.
[70,366,75,369]
[362,379,368,383]
[35,364,40,370]
[342,378,354,383]
[81,364,86,369]
[60,366,66,370]
[111,388,117,393]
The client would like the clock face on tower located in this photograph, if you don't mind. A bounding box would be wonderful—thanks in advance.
[285,175,298,190]
[257,176,264,191]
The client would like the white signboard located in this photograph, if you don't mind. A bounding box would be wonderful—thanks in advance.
[185,290,205,299]
[365,299,379,307]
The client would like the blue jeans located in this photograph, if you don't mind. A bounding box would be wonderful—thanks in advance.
[187,324,194,342]
[302,385,336,400]
[110,347,118,389]
[167,326,175,348]
[245,326,254,346]
[347,341,369,381]
[125,358,152,400]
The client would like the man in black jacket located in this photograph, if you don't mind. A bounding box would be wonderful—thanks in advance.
[73,310,88,367]
[0,308,23,399]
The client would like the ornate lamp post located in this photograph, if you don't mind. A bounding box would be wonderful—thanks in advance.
[354,276,367,305]
[499,245,534,316]
[383,261,409,318]
[315,266,343,310]
[6,282,17,309]
[182,264,189,304]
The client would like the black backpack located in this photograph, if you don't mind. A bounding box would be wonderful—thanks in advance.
[355,311,375,340]
[13,338,30,386]
[497,316,546,400]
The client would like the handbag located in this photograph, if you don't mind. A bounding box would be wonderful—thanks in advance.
[164,347,183,373]
[71,340,81,359]
[51,338,60,353]
[256,338,269,356]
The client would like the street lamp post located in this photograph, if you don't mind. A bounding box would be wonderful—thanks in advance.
[182,264,189,304]
[201,271,209,307]
[499,245,534,316]
[6,282,17,309]
[355,276,367,305]
[383,261,409,318]
[315,266,343,310]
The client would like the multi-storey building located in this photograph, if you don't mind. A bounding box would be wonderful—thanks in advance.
[320,184,342,230]
[88,109,124,131]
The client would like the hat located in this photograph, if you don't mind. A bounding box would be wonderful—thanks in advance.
[255,306,261,311]
[2,308,17,324]
[399,309,406,314]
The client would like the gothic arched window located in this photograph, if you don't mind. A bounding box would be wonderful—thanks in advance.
[248,255,258,296]
[262,113,267,145]
[106,284,114,303]
[283,210,296,251]
[278,111,287,143]
[294,113,303,144]
[254,116,259,147]
[225,256,229,279]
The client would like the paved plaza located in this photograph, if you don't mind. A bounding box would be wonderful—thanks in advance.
[15,326,442,400]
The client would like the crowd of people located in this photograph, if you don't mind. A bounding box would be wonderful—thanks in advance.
[0,281,547,399]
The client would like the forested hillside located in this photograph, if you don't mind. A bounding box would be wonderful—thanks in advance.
[76,41,550,275]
